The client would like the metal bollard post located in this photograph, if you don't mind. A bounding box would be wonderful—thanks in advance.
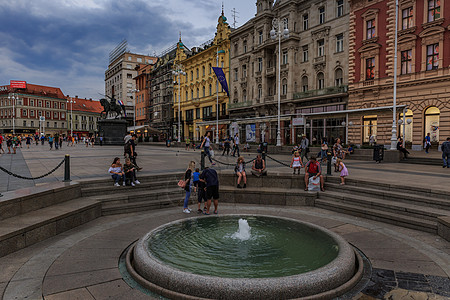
[201,150,205,170]
[63,154,71,182]
[327,151,332,176]
[262,151,266,162]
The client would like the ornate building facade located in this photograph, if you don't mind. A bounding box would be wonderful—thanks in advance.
[348,0,450,149]
[173,12,231,141]
[229,0,349,145]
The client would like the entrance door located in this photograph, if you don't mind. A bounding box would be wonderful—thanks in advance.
[424,107,440,143]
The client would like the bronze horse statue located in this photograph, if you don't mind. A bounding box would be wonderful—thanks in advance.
[100,97,125,119]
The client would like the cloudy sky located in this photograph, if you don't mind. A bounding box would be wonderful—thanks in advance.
[0,0,255,99]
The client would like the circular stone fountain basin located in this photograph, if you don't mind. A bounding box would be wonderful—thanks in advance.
[131,215,357,299]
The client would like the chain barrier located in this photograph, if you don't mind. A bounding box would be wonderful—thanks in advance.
[266,154,292,168]
[211,156,257,166]
[0,158,65,180]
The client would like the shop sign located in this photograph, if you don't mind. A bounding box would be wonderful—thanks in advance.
[292,118,304,126]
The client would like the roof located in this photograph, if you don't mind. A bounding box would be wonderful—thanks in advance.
[68,97,103,114]
[12,83,66,100]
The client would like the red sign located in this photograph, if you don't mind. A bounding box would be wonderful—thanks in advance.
[10,80,27,89]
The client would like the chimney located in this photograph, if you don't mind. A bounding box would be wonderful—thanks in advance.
[75,95,78,98]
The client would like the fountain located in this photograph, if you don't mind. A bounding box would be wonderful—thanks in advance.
[126,215,363,299]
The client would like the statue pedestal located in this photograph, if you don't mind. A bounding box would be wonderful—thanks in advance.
[98,119,127,145]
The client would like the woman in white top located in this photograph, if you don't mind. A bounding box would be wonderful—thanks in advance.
[200,132,215,165]
[109,157,125,187]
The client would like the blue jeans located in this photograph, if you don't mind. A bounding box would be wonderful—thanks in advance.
[443,153,450,167]
[111,174,124,184]
[320,150,327,161]
[232,145,240,156]
[184,187,191,209]
[204,146,213,163]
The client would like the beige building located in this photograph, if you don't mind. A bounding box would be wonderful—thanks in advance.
[229,0,349,145]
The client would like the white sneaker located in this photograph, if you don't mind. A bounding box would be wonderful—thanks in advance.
[131,182,135,187]
[187,208,192,212]
[183,208,191,214]
[114,183,120,187]
[134,180,140,185]
[123,182,126,186]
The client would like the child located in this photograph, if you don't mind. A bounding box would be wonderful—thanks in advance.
[336,158,348,185]
[193,168,200,192]
[235,156,247,188]
[123,158,141,186]
[197,176,207,213]
[109,157,125,187]
[290,151,303,175]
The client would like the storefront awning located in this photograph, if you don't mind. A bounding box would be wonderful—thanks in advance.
[128,125,161,134]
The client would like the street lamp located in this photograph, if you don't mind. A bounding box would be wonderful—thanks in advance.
[172,65,186,143]
[215,48,225,144]
[129,89,139,132]
[270,18,289,147]
[67,98,76,137]
[390,0,400,150]
[8,93,18,134]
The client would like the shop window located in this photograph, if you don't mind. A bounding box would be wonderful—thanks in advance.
[424,106,440,142]
[399,109,413,142]
[363,115,377,143]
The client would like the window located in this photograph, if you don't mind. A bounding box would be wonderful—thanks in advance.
[30,99,34,106]
[303,14,309,30]
[23,120,26,127]
[258,31,263,44]
[190,71,193,81]
[196,108,201,119]
[243,40,247,53]
[54,122,57,128]
[221,61,224,68]
[202,86,205,97]
[202,66,205,76]
[336,34,344,52]
[31,121,34,127]
[319,7,325,24]
[46,111,50,118]
[335,68,343,86]
[221,103,226,115]
[196,88,199,98]
[234,68,238,81]
[209,63,212,74]
[258,58,263,72]
[46,101,50,108]
[128,56,132,61]
[242,65,247,77]
[209,84,212,95]
[127,64,132,69]
[401,50,412,74]
[337,0,344,17]
[283,18,289,29]
[302,76,308,92]
[191,90,194,99]
[317,40,325,57]
[426,44,439,70]
[402,7,413,29]
[202,106,212,118]
[30,110,35,117]
[127,73,132,79]
[366,19,375,39]
[61,112,65,119]
[282,79,288,95]
[303,46,309,62]
[38,101,42,107]
[23,109,27,116]
[196,68,199,78]
[282,51,288,64]
[137,57,142,62]
[258,85,262,99]
[427,0,440,22]
[366,58,375,80]
[242,90,247,101]
[317,73,325,89]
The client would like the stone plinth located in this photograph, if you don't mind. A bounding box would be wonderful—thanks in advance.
[97,119,127,145]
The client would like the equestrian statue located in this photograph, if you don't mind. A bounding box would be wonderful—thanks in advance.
[100,95,125,119]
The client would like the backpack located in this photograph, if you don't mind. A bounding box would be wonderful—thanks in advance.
[442,141,450,153]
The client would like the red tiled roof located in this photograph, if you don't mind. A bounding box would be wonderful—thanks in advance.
[20,83,66,99]
[68,97,103,113]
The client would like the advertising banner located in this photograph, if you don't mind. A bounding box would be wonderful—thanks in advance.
[10,80,27,89]
[246,124,256,142]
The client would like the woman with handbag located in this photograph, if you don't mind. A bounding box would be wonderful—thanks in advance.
[181,161,196,214]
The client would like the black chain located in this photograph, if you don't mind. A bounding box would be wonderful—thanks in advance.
[211,157,257,166]
[266,155,292,168]
[0,158,65,180]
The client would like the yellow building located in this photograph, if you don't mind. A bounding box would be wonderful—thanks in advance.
[173,11,231,142]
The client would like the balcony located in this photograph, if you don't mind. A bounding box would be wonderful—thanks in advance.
[228,101,253,110]
[203,112,217,121]
[313,55,326,67]
[293,85,348,100]
[266,67,275,77]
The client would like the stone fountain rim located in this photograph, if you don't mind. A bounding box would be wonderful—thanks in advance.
[132,214,357,299]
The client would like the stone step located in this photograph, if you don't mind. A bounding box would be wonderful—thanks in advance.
[324,182,450,210]
[81,179,179,197]
[399,157,443,166]
[0,197,101,258]
[319,191,449,222]
[101,198,181,216]
[78,172,183,188]
[315,198,437,233]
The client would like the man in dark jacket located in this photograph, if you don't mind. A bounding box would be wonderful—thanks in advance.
[200,167,219,215]
[441,137,450,168]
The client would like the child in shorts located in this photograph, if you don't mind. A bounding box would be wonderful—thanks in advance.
[193,168,200,192]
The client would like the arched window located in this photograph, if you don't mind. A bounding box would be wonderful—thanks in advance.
[282,78,288,95]
[399,109,413,142]
[202,86,205,97]
[424,106,440,142]
[208,63,212,74]
[185,91,188,101]
[302,76,308,92]
[202,66,205,76]
[335,68,343,86]
[233,90,238,103]
[196,68,199,78]
[242,89,247,101]
[258,84,262,99]
[196,88,199,98]
[317,72,325,89]
[190,71,193,81]
[209,84,212,96]
[191,89,194,99]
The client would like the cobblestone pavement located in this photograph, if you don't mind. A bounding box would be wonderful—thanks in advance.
[0,205,449,300]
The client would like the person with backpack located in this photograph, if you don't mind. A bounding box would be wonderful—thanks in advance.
[304,155,324,192]
[441,137,450,168]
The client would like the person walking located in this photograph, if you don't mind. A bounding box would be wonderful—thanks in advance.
[25,135,32,149]
[222,135,231,156]
[424,133,431,153]
[300,134,309,163]
[48,135,54,150]
[200,166,220,215]
[6,136,12,154]
[12,135,18,154]
[99,136,103,146]
[441,137,450,168]
[124,134,142,170]
[0,134,5,154]
[232,133,240,157]
[185,137,191,150]
[200,132,215,166]
[182,161,195,214]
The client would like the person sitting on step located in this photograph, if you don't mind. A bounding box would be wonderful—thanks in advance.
[251,154,267,177]
[123,158,141,186]
[109,157,125,187]
[235,156,247,188]
[304,155,325,192]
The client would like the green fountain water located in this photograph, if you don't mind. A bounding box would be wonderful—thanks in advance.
[147,215,339,278]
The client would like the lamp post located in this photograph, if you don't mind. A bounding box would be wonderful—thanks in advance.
[8,93,18,134]
[215,48,225,144]
[172,65,186,143]
[270,18,289,147]
[390,0,400,150]
[67,98,76,137]
[129,89,139,133]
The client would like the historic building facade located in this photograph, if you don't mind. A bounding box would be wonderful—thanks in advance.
[66,96,102,138]
[229,0,349,145]
[348,0,450,149]
[134,64,153,127]
[0,83,67,136]
[173,12,231,141]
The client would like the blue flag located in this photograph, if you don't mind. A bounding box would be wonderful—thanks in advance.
[212,67,229,97]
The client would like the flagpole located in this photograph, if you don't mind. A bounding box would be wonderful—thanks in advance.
[216,46,219,144]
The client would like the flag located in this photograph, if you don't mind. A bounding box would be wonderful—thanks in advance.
[212,67,229,97]
[117,99,125,106]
